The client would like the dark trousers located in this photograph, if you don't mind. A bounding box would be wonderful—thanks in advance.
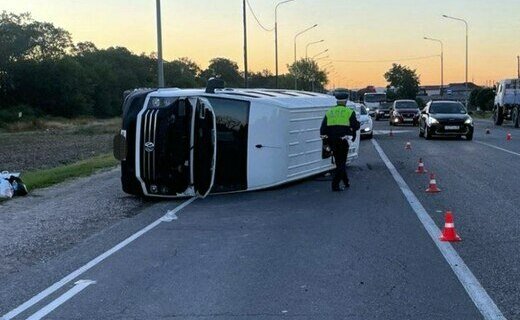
[330,138,349,189]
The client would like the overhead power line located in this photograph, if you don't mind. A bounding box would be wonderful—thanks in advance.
[332,55,440,63]
[246,0,274,32]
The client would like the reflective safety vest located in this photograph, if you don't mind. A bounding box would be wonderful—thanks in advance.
[326,106,353,126]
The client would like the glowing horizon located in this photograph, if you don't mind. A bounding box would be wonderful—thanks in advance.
[2,0,519,89]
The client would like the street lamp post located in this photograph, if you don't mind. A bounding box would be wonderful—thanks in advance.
[293,24,318,89]
[312,49,328,59]
[443,14,469,103]
[243,0,248,88]
[424,37,444,96]
[156,0,164,87]
[305,40,324,59]
[274,0,295,88]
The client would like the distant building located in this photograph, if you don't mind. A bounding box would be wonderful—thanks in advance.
[418,82,480,103]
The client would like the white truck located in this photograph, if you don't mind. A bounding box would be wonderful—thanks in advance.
[493,78,520,127]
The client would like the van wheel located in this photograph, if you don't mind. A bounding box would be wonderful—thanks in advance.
[493,106,504,125]
[512,107,519,128]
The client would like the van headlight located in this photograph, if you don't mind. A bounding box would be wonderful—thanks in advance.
[464,118,473,125]
[428,117,439,125]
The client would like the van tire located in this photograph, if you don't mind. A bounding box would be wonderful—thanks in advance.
[493,106,504,126]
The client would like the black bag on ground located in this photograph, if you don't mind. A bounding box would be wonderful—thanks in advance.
[8,176,28,196]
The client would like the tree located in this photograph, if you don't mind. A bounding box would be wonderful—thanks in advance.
[471,87,494,111]
[0,12,72,63]
[164,57,202,88]
[384,64,420,99]
[288,59,328,91]
[200,58,243,87]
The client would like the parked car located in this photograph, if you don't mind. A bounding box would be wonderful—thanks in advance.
[389,100,420,126]
[355,103,373,139]
[493,78,520,127]
[419,101,474,140]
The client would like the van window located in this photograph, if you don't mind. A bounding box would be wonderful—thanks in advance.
[206,97,249,192]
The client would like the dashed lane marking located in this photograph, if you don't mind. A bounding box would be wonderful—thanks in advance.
[2,197,197,320]
[371,139,506,320]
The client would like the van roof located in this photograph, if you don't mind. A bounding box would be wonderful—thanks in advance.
[148,87,337,109]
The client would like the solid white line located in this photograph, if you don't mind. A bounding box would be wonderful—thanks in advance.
[26,280,96,320]
[475,140,520,157]
[1,197,196,320]
[371,139,506,320]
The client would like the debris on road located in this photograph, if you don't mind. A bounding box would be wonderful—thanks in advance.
[0,171,28,199]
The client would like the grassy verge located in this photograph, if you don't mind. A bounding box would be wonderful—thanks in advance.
[22,154,118,190]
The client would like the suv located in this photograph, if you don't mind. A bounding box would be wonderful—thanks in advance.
[389,100,420,126]
[493,79,520,127]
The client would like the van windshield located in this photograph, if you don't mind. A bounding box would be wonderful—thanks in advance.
[364,94,386,103]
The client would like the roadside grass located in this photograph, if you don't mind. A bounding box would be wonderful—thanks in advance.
[22,154,118,191]
[0,117,121,134]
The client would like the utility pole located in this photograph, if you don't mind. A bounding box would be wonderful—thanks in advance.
[156,0,164,87]
[243,0,248,88]
[274,0,295,89]
[517,55,519,78]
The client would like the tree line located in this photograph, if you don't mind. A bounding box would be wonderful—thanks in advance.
[0,12,328,122]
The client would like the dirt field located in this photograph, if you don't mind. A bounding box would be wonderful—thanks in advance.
[0,119,120,172]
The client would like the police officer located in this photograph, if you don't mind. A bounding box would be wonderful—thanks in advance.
[320,101,360,191]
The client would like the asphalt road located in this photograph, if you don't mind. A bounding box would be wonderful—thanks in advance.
[1,119,519,319]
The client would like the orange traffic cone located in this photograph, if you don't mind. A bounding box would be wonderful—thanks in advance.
[415,158,428,174]
[426,173,441,193]
[440,211,461,242]
[405,142,412,150]
[507,132,512,141]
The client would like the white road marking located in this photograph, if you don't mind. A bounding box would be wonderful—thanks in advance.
[373,129,413,135]
[25,280,96,320]
[371,139,506,320]
[475,141,520,157]
[1,197,196,320]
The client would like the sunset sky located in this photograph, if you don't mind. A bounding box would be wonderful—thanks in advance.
[2,0,519,88]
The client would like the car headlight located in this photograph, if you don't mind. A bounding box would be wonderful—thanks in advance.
[428,117,439,125]
[464,118,473,125]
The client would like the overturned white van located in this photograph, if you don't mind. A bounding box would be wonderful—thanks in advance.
[114,82,360,198]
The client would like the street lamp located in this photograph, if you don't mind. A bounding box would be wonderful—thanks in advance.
[275,0,295,88]
[305,40,324,59]
[294,24,318,89]
[294,24,318,63]
[443,14,469,102]
[424,36,444,96]
[155,0,164,87]
[312,49,329,59]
